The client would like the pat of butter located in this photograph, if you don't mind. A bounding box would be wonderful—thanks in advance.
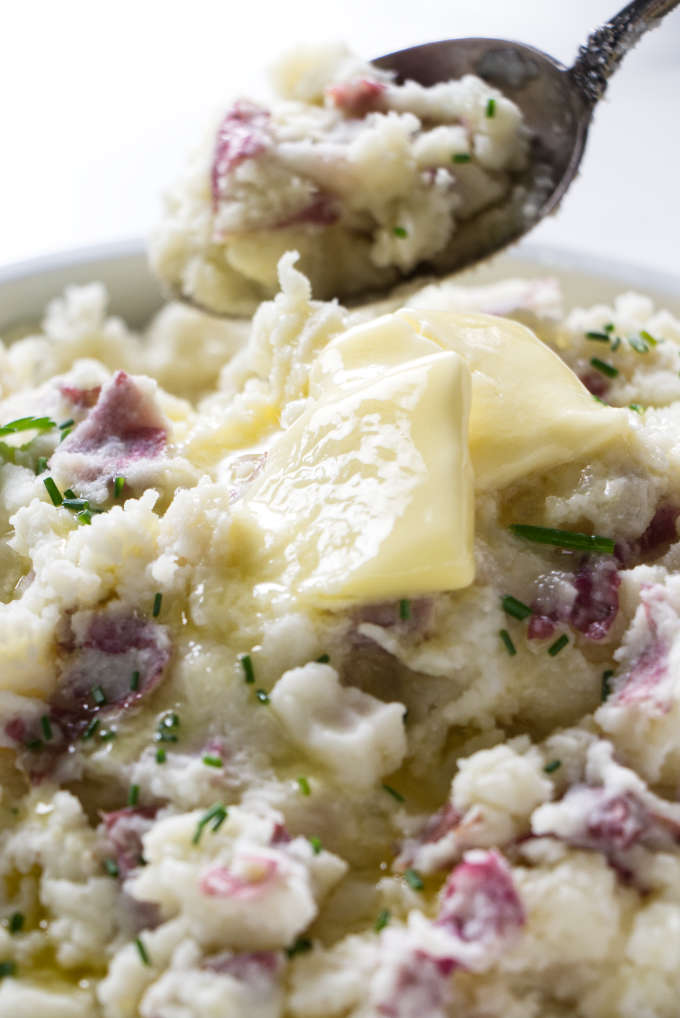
[312,309,630,491]
[236,350,474,604]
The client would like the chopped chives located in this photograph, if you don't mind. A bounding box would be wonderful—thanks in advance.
[628,336,650,354]
[404,868,424,891]
[76,509,92,526]
[486,97,496,117]
[393,226,408,238]
[374,908,391,932]
[548,634,569,657]
[192,802,228,845]
[156,712,180,743]
[43,477,62,506]
[8,913,23,934]
[202,755,223,768]
[82,717,100,739]
[59,419,75,431]
[155,747,166,764]
[452,152,471,163]
[128,784,140,807]
[152,592,162,617]
[639,329,658,347]
[0,416,54,436]
[130,670,140,691]
[590,357,619,379]
[36,456,48,475]
[585,330,610,342]
[255,689,270,704]
[92,685,107,706]
[382,783,405,803]
[499,629,517,656]
[62,497,88,510]
[501,595,532,620]
[240,654,255,684]
[399,598,411,621]
[604,323,614,333]
[113,476,125,498]
[509,524,615,555]
[309,836,322,855]
[297,776,311,796]
[316,653,330,664]
[25,739,43,752]
[629,403,644,414]
[544,759,562,774]
[601,669,614,701]
[99,729,117,742]
[40,715,52,741]
[134,936,151,966]
[104,858,119,878]
[611,336,621,351]
[0,961,16,978]
[286,936,312,958]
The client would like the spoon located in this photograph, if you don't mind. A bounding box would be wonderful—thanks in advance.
[370,0,680,282]
[170,0,679,315]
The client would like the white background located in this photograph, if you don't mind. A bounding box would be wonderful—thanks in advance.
[1,0,679,277]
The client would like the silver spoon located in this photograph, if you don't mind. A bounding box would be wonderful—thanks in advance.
[171,0,679,315]
[371,0,680,281]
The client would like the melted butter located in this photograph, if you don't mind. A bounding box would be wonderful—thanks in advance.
[233,349,474,604]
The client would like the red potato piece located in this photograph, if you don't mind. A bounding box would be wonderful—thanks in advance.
[212,101,272,206]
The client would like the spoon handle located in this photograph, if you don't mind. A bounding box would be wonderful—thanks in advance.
[570,0,680,105]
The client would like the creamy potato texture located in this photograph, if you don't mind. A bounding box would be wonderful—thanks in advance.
[0,254,680,1018]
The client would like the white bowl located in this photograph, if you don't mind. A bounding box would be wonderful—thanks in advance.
[0,239,678,333]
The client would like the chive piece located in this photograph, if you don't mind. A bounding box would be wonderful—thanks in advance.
[393,226,408,238]
[113,476,125,498]
[62,497,88,510]
[374,908,391,932]
[59,419,75,431]
[40,715,52,741]
[316,653,330,664]
[611,336,621,351]
[548,634,569,657]
[202,755,223,768]
[0,416,55,436]
[592,394,606,405]
[156,712,180,743]
[130,670,140,691]
[152,592,162,618]
[629,403,644,414]
[590,357,619,379]
[297,776,311,796]
[0,961,16,978]
[155,747,166,764]
[509,524,615,555]
[76,509,92,526]
[104,858,119,878]
[486,97,496,117]
[585,330,610,342]
[240,654,255,684]
[640,329,658,347]
[404,868,424,891]
[99,729,117,741]
[134,936,150,966]
[92,685,107,706]
[255,689,270,704]
[128,784,140,807]
[382,783,405,803]
[399,598,411,621]
[501,595,532,620]
[43,477,62,506]
[544,759,562,774]
[604,323,615,333]
[628,336,650,354]
[452,152,471,163]
[601,669,614,701]
[8,913,23,935]
[286,936,312,958]
[82,717,100,740]
[192,803,228,845]
[25,739,43,752]
[309,836,322,855]
[36,456,48,475]
[499,629,517,656]
[63,489,76,499]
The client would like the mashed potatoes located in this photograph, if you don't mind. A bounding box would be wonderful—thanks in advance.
[150,44,528,315]
[0,247,679,1018]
